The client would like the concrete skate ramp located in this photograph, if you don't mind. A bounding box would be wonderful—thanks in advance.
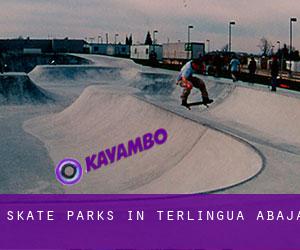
[29,61,177,96]
[29,65,122,84]
[24,86,262,194]
[0,73,51,104]
[68,54,176,90]
[131,72,176,95]
[74,54,142,69]
[211,87,300,146]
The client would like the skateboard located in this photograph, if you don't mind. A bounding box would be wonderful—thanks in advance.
[182,100,214,110]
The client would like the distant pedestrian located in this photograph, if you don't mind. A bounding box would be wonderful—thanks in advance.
[248,57,257,82]
[270,56,279,92]
[213,54,222,77]
[149,50,157,64]
[229,56,240,82]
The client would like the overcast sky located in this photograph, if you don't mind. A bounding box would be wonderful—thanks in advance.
[0,0,299,53]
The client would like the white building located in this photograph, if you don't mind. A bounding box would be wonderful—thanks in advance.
[87,43,130,57]
[130,45,163,61]
[163,42,205,63]
[286,61,300,73]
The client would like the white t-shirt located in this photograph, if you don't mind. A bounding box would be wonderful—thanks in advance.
[177,61,195,81]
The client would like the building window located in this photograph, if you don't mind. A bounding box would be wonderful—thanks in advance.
[134,48,137,54]
[122,47,126,52]
[94,47,99,52]
[146,48,149,54]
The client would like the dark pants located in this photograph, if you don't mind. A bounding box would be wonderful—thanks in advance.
[249,72,255,82]
[231,71,239,82]
[179,76,209,102]
[271,76,277,91]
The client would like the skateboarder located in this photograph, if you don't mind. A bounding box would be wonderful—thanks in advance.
[176,59,212,108]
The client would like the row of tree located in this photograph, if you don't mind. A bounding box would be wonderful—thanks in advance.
[125,34,133,45]
[258,37,299,60]
[125,31,153,46]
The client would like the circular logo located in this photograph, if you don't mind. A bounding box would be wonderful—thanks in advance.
[55,158,83,185]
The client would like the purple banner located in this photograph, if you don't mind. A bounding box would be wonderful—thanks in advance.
[1,195,300,249]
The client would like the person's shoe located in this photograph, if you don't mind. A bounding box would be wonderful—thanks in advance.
[181,100,188,106]
[202,96,213,105]
[271,87,277,92]
[181,100,191,110]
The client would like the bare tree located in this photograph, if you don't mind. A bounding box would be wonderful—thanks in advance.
[258,37,272,56]
[221,44,229,52]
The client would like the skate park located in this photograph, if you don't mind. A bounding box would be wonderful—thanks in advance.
[1,54,300,194]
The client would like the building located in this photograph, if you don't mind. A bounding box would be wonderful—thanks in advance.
[286,61,300,73]
[0,38,87,53]
[162,42,205,64]
[87,43,130,57]
[130,45,163,61]
[51,39,86,53]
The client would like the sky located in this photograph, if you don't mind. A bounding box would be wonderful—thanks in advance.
[0,0,299,53]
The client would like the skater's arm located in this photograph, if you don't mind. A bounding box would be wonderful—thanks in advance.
[176,73,192,86]
[181,77,193,89]
[177,64,193,86]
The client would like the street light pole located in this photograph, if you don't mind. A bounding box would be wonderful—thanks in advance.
[106,33,109,44]
[153,30,158,45]
[115,34,119,45]
[206,39,210,53]
[289,17,297,77]
[153,30,158,54]
[229,21,236,52]
[188,25,194,59]
[277,41,283,78]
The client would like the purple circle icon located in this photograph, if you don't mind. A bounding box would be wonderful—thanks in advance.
[55,158,83,185]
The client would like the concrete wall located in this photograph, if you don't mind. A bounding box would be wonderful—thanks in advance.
[51,39,86,53]
[0,39,86,53]
[0,53,90,73]
[23,48,42,54]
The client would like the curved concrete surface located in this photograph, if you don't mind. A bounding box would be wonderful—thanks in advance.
[2,54,298,194]
[210,87,300,146]
[29,65,123,84]
[0,73,51,104]
[24,86,262,194]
